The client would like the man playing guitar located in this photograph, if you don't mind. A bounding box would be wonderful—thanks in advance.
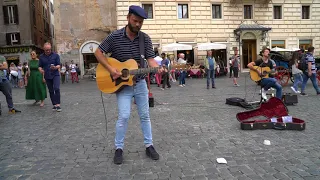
[94,5,161,165]
[248,47,282,100]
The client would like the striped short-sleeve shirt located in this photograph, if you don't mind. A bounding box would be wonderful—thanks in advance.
[98,26,155,65]
[305,53,317,73]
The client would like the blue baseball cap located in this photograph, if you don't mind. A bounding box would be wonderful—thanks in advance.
[129,5,148,19]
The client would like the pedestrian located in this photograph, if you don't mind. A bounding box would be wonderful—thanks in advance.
[26,51,47,107]
[203,50,216,89]
[300,46,320,96]
[290,52,303,93]
[0,55,21,113]
[232,51,240,86]
[38,42,62,112]
[94,5,161,165]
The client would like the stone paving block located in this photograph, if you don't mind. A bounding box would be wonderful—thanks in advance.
[1,78,320,179]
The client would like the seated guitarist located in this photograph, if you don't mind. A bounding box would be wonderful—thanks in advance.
[94,5,161,165]
[248,47,282,100]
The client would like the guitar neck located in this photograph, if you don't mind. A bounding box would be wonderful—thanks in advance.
[130,67,160,75]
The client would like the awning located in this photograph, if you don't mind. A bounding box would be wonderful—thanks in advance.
[234,24,272,33]
[233,22,272,41]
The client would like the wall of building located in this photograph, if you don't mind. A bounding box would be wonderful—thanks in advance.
[0,0,36,63]
[54,0,117,66]
[0,0,32,46]
[117,0,320,67]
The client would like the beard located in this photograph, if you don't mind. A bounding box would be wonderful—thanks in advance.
[128,23,140,33]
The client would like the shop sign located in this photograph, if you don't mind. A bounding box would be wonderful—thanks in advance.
[0,46,30,54]
[5,56,19,61]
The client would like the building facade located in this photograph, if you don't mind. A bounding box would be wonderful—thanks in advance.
[117,0,320,70]
[0,0,53,65]
[54,0,117,77]
[50,0,55,51]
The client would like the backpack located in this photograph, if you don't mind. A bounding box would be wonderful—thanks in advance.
[297,53,308,71]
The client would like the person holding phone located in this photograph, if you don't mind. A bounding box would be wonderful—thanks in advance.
[38,42,62,112]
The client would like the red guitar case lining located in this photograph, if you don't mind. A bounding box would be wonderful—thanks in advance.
[236,97,305,130]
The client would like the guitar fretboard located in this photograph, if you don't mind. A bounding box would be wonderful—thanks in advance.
[130,67,160,75]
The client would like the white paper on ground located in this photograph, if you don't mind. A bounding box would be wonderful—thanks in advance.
[216,158,227,164]
[263,140,271,145]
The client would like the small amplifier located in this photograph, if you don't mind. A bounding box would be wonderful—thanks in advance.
[282,93,298,105]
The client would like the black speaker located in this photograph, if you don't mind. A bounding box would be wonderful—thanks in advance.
[282,93,298,105]
[149,97,154,107]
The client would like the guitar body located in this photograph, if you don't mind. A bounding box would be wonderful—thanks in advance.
[250,66,271,82]
[96,58,138,94]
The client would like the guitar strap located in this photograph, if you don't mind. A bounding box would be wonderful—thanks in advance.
[138,31,146,69]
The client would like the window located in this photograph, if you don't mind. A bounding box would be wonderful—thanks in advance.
[142,4,153,19]
[271,40,285,48]
[2,5,19,24]
[299,39,312,50]
[244,5,252,19]
[43,19,50,36]
[212,4,222,19]
[43,6,48,19]
[34,32,38,45]
[178,4,188,19]
[302,6,310,19]
[6,33,21,45]
[273,6,282,19]
[50,2,54,13]
[32,6,36,26]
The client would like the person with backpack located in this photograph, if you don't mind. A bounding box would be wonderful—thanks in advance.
[299,46,320,96]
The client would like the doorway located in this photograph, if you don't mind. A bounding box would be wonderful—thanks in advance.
[83,54,98,69]
[242,40,257,69]
[212,49,227,68]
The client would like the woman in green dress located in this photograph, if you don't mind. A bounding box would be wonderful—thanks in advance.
[25,51,47,107]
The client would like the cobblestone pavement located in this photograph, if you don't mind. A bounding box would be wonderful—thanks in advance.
[0,74,320,180]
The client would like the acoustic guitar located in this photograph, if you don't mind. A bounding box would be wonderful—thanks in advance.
[249,66,275,81]
[96,57,187,93]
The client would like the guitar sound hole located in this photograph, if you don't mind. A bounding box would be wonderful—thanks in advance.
[121,69,129,78]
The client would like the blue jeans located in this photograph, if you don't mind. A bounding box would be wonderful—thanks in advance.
[261,78,282,99]
[179,71,186,85]
[115,79,152,149]
[292,73,303,91]
[206,69,215,87]
[301,73,320,94]
[46,75,61,105]
[0,79,14,109]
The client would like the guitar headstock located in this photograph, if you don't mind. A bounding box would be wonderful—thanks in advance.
[171,63,188,70]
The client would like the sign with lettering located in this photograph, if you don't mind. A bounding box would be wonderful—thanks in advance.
[0,47,30,54]
[5,56,19,61]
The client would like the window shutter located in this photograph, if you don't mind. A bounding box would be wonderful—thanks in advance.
[6,33,11,45]
[16,33,21,44]
[3,6,9,24]
[14,5,19,24]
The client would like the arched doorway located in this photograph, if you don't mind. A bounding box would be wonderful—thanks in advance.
[242,32,257,69]
[79,41,100,78]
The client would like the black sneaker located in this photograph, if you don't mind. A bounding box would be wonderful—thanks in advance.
[52,106,57,111]
[146,145,159,160]
[301,93,308,96]
[56,106,62,112]
[114,149,123,165]
[9,108,21,113]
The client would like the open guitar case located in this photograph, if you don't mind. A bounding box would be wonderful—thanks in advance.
[236,97,305,130]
